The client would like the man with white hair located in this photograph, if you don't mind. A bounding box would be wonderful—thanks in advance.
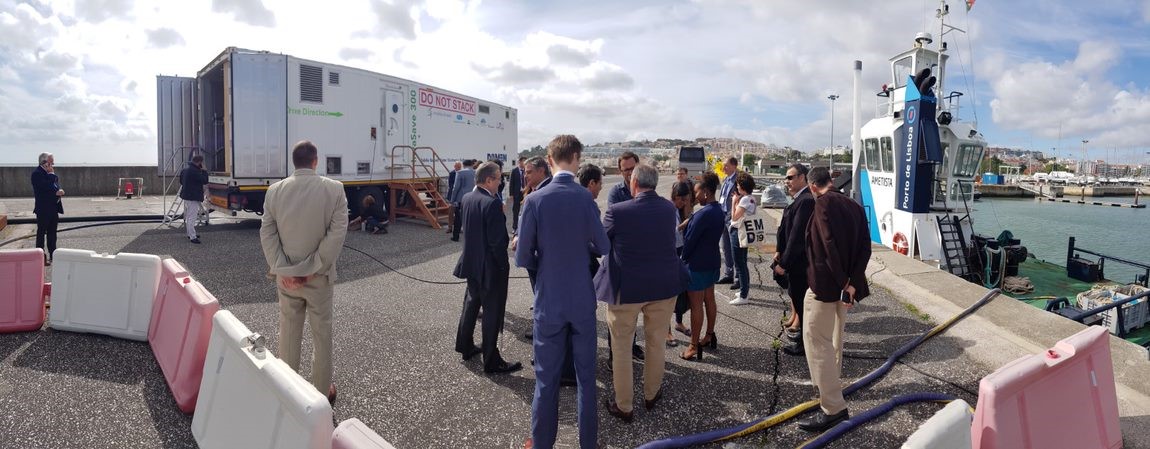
[31,152,64,265]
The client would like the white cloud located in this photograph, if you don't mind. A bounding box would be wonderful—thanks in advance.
[73,0,133,23]
[146,27,185,48]
[4,0,1150,166]
[370,0,419,39]
[986,39,1150,149]
[211,0,274,27]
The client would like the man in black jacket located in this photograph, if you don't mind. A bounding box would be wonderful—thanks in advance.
[31,152,64,265]
[510,157,525,230]
[453,161,522,375]
[774,163,815,356]
[797,166,871,433]
[179,155,209,244]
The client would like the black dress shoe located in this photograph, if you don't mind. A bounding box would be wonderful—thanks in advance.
[782,341,805,356]
[605,400,633,423]
[716,276,734,284]
[632,345,645,361]
[460,346,482,361]
[644,390,663,410]
[560,377,577,387]
[729,282,740,290]
[485,360,523,374]
[798,409,849,432]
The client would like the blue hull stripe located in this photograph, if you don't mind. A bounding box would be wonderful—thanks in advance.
[859,169,882,244]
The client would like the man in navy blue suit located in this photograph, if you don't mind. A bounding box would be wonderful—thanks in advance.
[517,135,609,449]
[594,164,688,422]
[31,152,64,265]
[449,159,476,241]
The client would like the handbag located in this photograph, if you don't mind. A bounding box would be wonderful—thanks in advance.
[736,207,768,249]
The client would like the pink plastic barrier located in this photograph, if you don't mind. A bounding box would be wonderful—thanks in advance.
[147,259,220,413]
[972,326,1121,449]
[333,419,397,449]
[0,249,47,333]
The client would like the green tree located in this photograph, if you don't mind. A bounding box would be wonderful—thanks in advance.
[519,145,545,158]
[979,156,1003,175]
[786,149,805,161]
[1042,162,1068,173]
[742,153,756,169]
[652,154,670,162]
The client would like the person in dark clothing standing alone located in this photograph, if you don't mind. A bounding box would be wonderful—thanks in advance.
[775,163,815,355]
[179,155,209,244]
[31,152,64,265]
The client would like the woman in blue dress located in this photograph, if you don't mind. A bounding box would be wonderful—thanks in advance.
[679,172,726,361]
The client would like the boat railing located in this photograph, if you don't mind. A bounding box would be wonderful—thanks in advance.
[1067,236,1150,287]
[1061,288,1150,340]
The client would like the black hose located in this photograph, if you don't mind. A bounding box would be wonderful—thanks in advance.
[6,214,165,225]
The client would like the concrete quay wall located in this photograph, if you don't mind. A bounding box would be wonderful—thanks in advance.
[0,166,166,198]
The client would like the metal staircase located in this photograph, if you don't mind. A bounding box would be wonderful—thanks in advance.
[386,146,452,229]
[936,214,974,280]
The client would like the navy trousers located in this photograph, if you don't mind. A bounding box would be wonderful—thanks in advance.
[531,318,598,449]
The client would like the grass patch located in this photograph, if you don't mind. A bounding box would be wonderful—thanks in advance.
[903,302,932,323]
[771,339,783,350]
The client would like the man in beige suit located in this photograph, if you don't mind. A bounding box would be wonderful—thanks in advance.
[260,140,348,403]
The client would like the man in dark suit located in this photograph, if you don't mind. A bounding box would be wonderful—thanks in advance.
[31,152,64,265]
[449,160,476,241]
[775,163,815,356]
[446,161,462,203]
[517,135,609,449]
[797,166,871,433]
[717,157,739,284]
[510,157,525,230]
[453,161,522,375]
[594,164,688,422]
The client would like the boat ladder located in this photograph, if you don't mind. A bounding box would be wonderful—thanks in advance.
[937,214,975,281]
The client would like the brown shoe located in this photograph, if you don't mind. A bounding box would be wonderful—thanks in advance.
[644,390,664,410]
[605,400,633,423]
[327,384,337,404]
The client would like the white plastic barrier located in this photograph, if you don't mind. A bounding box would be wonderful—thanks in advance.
[901,399,972,449]
[48,249,161,341]
[192,310,334,449]
[333,419,397,449]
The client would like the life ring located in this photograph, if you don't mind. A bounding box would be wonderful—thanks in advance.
[892,232,909,256]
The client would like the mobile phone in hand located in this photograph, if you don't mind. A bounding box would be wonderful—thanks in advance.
[840,290,853,304]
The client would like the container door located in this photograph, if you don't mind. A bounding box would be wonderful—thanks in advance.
[156,76,197,177]
[231,53,288,179]
[375,89,407,177]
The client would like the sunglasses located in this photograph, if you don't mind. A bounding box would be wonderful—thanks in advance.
[785,175,795,180]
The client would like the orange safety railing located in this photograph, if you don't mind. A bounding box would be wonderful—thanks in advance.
[388,145,451,181]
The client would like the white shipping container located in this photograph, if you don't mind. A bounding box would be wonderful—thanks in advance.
[158,47,517,215]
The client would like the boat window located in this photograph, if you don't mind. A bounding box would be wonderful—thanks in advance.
[952,144,983,177]
[893,56,913,88]
[880,137,893,172]
[864,138,880,171]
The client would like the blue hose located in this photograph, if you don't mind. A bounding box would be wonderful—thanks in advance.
[635,289,1001,449]
[796,393,957,449]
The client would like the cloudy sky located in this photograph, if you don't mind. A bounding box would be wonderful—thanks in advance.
[3,0,1150,166]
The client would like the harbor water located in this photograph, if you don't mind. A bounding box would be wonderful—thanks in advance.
[970,197,1150,285]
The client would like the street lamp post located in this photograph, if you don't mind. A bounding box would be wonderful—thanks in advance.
[828,94,839,169]
[1081,139,1089,201]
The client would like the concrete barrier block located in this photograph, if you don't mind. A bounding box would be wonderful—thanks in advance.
[0,248,46,333]
[48,249,161,341]
[192,310,333,449]
[148,258,221,413]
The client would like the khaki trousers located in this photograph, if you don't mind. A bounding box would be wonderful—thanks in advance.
[801,289,848,415]
[278,275,334,393]
[606,296,676,413]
